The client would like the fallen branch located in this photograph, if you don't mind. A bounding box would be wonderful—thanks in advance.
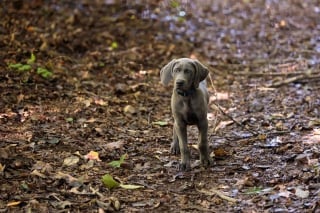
[208,73,259,136]
[235,70,318,77]
[197,188,238,203]
[269,73,320,87]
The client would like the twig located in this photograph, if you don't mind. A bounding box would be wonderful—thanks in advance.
[197,188,238,203]
[269,73,320,87]
[90,186,104,198]
[235,70,319,77]
[208,73,259,136]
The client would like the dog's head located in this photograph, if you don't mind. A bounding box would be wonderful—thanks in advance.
[160,58,208,91]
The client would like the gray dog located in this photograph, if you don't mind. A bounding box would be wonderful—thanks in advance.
[160,58,212,171]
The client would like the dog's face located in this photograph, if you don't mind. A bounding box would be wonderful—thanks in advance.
[172,60,195,91]
[160,58,208,90]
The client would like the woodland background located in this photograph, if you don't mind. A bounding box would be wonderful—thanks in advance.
[0,0,319,212]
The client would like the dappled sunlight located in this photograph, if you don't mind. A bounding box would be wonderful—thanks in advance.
[302,128,320,145]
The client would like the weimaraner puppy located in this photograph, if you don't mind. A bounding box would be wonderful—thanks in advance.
[160,58,212,171]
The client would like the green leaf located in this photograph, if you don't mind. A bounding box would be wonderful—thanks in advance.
[110,41,118,50]
[108,154,127,168]
[47,137,60,144]
[27,53,36,64]
[9,63,31,72]
[65,117,74,122]
[178,16,186,23]
[170,0,180,8]
[244,186,263,194]
[152,121,168,126]
[9,63,24,69]
[119,184,144,189]
[101,174,120,189]
[98,62,105,67]
[18,64,32,72]
[37,67,53,78]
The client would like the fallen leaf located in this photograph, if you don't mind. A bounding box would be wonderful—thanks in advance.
[244,186,263,195]
[94,98,107,106]
[197,188,237,203]
[213,148,229,158]
[114,83,127,94]
[47,137,60,144]
[65,117,74,122]
[278,190,291,198]
[105,141,124,150]
[63,155,80,167]
[152,121,168,126]
[295,187,309,198]
[94,127,104,135]
[55,172,83,187]
[123,105,137,115]
[7,201,21,207]
[119,184,144,190]
[102,174,143,190]
[96,200,113,211]
[30,170,46,178]
[51,201,72,209]
[214,120,233,132]
[101,174,120,189]
[85,151,101,161]
[111,197,121,211]
[83,99,91,107]
[0,163,5,173]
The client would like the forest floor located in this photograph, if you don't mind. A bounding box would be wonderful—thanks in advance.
[0,0,319,212]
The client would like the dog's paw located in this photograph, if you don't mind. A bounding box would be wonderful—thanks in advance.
[170,142,180,155]
[178,162,191,171]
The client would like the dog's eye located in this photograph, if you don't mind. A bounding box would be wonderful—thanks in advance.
[184,69,191,74]
[173,68,180,73]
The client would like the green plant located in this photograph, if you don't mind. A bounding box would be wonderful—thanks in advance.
[244,186,263,195]
[8,53,53,79]
[108,154,127,168]
[37,67,53,78]
[9,63,32,72]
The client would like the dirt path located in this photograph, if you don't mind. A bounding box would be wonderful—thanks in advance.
[0,1,319,212]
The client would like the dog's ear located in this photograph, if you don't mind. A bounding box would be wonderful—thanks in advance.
[192,59,209,88]
[160,59,176,86]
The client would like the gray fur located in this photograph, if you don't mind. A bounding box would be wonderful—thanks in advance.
[160,58,212,171]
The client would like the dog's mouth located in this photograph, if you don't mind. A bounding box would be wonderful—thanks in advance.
[175,85,185,90]
[176,88,195,97]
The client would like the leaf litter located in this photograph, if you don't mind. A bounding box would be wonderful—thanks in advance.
[0,0,319,212]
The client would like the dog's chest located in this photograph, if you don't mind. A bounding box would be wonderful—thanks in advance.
[184,111,198,124]
[180,102,199,125]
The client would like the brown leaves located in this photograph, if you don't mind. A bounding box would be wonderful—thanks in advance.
[1,0,320,212]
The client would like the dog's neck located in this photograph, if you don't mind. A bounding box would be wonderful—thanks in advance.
[176,88,196,97]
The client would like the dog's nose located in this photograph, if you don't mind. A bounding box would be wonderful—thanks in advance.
[176,80,184,87]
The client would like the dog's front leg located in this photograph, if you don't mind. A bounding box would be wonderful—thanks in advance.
[171,126,180,154]
[174,121,190,171]
[198,118,212,167]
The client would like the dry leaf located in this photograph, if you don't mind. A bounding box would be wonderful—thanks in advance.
[85,151,101,161]
[63,155,80,166]
[105,141,124,150]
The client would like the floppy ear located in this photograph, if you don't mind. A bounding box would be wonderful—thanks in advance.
[192,59,209,88]
[160,59,176,86]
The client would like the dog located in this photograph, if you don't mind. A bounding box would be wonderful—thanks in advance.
[160,58,212,171]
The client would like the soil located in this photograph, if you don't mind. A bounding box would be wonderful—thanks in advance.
[0,0,319,212]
